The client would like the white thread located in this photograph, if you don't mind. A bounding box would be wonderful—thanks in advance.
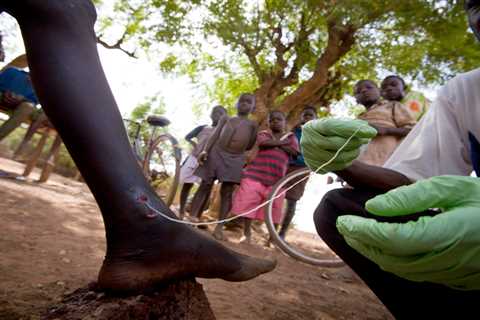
[145,127,363,226]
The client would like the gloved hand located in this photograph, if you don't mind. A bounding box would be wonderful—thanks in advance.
[300,118,377,173]
[337,175,480,290]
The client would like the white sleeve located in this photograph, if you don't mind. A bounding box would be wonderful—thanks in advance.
[384,89,472,181]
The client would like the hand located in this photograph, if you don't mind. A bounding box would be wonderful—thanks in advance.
[2,91,25,108]
[197,151,208,166]
[189,141,198,150]
[337,175,480,290]
[300,118,377,173]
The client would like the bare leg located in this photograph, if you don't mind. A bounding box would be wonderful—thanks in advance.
[240,218,252,244]
[179,182,194,219]
[3,0,275,293]
[0,101,34,141]
[279,199,297,239]
[190,181,213,218]
[213,182,235,240]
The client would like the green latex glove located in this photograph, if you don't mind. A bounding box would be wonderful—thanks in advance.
[300,118,377,173]
[337,175,480,290]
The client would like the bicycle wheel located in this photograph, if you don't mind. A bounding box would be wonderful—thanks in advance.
[143,133,182,207]
[265,167,344,267]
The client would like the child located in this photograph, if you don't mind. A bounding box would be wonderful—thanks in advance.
[190,93,258,240]
[278,106,317,240]
[231,111,299,243]
[356,76,416,166]
[178,105,226,218]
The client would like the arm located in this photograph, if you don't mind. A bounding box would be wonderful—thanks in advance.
[280,145,299,156]
[246,122,258,151]
[335,160,412,192]
[279,134,300,157]
[371,125,411,137]
[1,90,26,107]
[198,116,228,164]
[184,125,206,149]
[258,138,289,149]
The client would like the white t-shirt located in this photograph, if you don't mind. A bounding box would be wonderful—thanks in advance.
[384,68,480,181]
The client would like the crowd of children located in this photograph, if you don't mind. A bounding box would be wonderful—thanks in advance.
[174,74,424,244]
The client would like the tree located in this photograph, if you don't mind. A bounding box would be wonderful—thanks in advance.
[98,0,480,124]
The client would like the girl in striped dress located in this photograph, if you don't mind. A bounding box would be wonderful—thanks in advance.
[231,111,299,243]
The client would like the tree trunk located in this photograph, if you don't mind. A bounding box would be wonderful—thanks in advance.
[43,279,216,320]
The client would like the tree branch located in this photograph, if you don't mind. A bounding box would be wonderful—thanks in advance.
[96,33,137,59]
[276,20,357,114]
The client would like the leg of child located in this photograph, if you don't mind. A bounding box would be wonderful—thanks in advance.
[179,182,194,219]
[279,199,297,239]
[241,218,252,244]
[213,182,235,240]
[190,181,213,219]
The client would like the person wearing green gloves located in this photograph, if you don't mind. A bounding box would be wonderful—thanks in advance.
[301,1,480,318]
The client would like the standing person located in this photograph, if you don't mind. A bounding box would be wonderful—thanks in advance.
[356,77,416,166]
[278,106,317,240]
[1,0,275,293]
[232,111,299,243]
[190,93,258,240]
[303,2,480,317]
[178,105,226,219]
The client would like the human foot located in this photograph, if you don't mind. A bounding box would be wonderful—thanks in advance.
[213,225,225,241]
[239,235,252,244]
[97,195,275,293]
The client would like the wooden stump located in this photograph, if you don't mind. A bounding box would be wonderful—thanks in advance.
[43,280,216,320]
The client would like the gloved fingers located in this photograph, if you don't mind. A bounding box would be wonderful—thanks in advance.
[336,213,460,256]
[303,149,359,173]
[303,118,377,139]
[300,128,369,151]
[337,210,480,290]
[302,147,359,166]
[365,175,480,217]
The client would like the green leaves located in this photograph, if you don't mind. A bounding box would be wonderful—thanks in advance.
[98,0,480,121]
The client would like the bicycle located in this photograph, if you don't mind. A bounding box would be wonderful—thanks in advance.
[265,167,344,267]
[124,115,182,207]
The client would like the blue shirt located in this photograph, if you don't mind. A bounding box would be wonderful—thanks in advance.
[0,67,39,105]
[289,126,305,167]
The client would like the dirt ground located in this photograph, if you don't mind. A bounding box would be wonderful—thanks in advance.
[0,157,393,320]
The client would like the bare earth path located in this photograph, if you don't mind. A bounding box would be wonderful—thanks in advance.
[0,157,392,320]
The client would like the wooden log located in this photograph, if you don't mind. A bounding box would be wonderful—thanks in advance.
[43,279,216,320]
[38,134,62,183]
[22,129,49,177]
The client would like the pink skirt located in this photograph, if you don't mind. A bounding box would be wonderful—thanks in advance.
[231,177,285,223]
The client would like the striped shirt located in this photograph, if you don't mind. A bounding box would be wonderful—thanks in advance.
[242,130,299,186]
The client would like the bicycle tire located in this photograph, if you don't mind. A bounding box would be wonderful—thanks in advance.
[265,167,344,267]
[143,133,182,207]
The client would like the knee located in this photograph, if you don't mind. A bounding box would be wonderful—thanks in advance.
[313,189,345,236]
[16,102,35,115]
